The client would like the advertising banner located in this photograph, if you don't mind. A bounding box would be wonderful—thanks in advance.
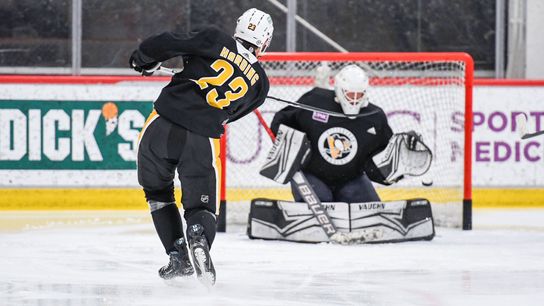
[0,100,152,169]
[0,83,543,190]
[472,87,544,186]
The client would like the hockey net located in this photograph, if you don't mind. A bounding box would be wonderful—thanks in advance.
[221,52,473,229]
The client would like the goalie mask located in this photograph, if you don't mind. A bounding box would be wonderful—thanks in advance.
[334,65,370,116]
[234,8,274,56]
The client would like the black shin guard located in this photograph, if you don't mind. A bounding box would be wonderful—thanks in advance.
[151,204,184,254]
[185,209,217,248]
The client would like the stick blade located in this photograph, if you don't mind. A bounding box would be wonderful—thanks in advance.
[515,113,528,138]
[521,130,544,140]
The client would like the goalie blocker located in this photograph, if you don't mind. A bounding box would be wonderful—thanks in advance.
[259,124,310,184]
[247,198,435,244]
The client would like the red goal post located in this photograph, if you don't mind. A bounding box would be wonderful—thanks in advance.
[218,52,473,231]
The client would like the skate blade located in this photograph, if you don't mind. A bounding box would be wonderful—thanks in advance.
[193,247,216,287]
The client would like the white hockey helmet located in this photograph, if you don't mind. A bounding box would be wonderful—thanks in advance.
[334,65,370,115]
[234,8,274,56]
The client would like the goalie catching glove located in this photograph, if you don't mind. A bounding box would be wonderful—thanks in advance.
[260,124,311,184]
[372,132,432,184]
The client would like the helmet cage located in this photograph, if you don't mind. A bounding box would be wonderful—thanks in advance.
[342,90,366,106]
[334,65,370,115]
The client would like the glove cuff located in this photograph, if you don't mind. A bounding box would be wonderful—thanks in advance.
[132,49,158,68]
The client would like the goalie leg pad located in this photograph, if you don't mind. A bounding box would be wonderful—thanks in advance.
[247,198,348,243]
[350,199,435,243]
[247,198,435,243]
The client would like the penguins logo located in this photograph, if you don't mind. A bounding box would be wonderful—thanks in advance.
[318,127,358,165]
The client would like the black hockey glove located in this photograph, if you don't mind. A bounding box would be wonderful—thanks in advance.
[129,50,160,76]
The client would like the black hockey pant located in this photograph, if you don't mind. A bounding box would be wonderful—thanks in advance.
[137,110,221,253]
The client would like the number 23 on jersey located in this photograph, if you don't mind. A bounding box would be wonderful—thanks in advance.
[194,59,249,109]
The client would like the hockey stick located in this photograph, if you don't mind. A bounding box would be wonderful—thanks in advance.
[157,66,379,119]
[266,95,380,119]
[522,130,544,139]
[515,113,544,139]
[157,66,183,75]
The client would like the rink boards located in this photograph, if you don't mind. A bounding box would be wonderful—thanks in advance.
[0,187,543,210]
[1,80,544,210]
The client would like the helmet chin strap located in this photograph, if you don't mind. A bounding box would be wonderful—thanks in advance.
[234,38,258,56]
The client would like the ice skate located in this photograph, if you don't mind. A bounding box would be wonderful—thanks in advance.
[187,224,216,286]
[158,238,194,279]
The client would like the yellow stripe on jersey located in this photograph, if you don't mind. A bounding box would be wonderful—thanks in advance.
[209,138,222,215]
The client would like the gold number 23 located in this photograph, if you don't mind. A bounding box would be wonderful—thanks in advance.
[194,59,249,109]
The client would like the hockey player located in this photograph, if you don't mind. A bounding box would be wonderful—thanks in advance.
[130,8,273,285]
[271,65,397,203]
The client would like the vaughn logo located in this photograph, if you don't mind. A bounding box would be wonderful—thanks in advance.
[358,202,386,210]
[0,100,152,169]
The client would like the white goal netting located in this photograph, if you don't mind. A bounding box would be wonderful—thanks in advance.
[222,53,473,229]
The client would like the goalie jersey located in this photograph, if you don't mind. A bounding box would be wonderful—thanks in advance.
[270,88,393,186]
[133,26,269,138]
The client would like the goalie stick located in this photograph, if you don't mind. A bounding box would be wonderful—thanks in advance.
[255,110,356,244]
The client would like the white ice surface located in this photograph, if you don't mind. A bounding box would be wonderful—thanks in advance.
[1,209,543,306]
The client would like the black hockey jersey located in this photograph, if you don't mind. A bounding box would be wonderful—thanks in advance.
[271,88,393,186]
[134,26,269,138]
